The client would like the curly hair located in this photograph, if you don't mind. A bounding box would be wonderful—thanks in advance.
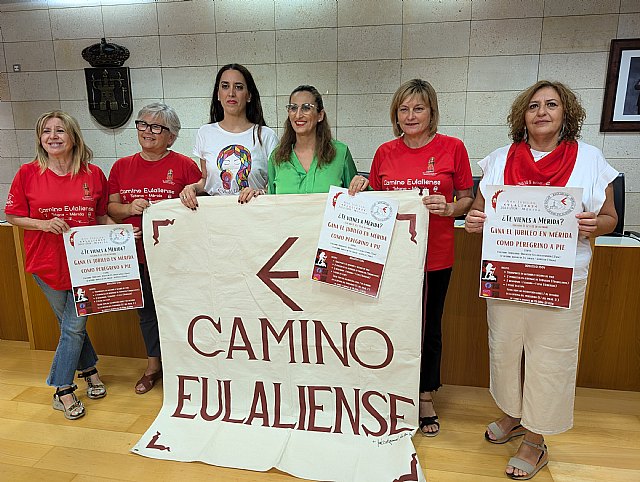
[273,85,336,167]
[35,111,92,175]
[508,80,586,144]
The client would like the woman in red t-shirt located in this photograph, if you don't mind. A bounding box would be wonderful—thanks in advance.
[108,103,201,395]
[349,79,474,437]
[6,111,111,420]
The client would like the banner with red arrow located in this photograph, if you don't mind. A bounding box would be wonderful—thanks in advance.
[134,191,428,482]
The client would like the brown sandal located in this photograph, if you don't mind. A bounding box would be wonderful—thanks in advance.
[135,370,162,394]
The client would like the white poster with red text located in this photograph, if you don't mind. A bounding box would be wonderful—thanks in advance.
[481,185,583,308]
[313,186,399,297]
[133,192,428,482]
[63,224,142,316]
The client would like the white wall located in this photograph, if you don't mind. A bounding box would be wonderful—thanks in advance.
[1,0,639,230]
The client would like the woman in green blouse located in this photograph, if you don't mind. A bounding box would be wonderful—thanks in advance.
[269,85,358,194]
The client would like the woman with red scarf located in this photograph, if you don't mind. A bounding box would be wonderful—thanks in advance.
[465,81,618,480]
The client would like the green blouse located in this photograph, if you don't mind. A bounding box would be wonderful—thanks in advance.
[267,140,358,194]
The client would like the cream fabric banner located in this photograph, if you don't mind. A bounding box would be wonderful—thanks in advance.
[133,191,428,482]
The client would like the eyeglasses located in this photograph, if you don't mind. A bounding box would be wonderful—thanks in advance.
[285,103,316,114]
[135,120,170,134]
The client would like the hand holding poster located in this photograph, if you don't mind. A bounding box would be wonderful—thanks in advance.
[480,185,583,308]
[133,192,428,482]
[313,186,399,297]
[63,224,142,316]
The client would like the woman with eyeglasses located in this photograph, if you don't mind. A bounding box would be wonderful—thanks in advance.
[180,64,278,207]
[261,84,359,195]
[107,102,201,394]
[349,79,474,437]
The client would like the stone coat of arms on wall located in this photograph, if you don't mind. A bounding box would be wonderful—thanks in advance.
[82,38,133,129]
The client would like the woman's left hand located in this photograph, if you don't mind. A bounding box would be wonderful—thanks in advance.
[238,187,263,204]
[348,175,369,195]
[422,194,453,217]
[576,211,598,237]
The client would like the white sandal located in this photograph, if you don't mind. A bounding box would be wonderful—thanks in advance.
[52,384,85,420]
[78,367,107,399]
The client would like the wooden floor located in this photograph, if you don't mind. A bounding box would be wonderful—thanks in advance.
[1,340,639,482]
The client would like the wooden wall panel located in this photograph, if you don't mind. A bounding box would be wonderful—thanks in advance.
[441,229,489,387]
[441,230,640,391]
[6,225,146,358]
[0,225,28,341]
[4,224,639,389]
[22,270,146,358]
[577,246,640,391]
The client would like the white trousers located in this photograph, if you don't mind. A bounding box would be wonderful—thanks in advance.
[486,279,587,435]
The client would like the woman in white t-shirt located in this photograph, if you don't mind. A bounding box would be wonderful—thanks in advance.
[465,81,618,480]
[180,64,278,206]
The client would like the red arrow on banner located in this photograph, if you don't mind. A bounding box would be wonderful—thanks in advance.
[256,236,302,311]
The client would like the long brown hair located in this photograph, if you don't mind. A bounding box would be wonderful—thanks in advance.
[273,85,336,167]
[508,80,585,143]
[35,111,92,175]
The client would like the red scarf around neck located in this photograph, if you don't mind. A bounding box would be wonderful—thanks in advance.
[504,141,578,187]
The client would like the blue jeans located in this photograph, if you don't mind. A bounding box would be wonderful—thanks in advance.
[33,275,99,388]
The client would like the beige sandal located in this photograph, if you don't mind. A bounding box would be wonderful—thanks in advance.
[507,439,549,480]
[485,421,526,444]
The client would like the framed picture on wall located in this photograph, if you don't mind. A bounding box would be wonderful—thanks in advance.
[601,38,640,132]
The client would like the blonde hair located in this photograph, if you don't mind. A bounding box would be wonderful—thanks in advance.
[390,79,439,138]
[35,111,92,175]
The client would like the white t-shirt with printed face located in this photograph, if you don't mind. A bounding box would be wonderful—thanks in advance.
[193,123,279,196]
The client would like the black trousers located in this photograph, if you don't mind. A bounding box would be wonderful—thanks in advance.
[138,263,160,358]
[419,268,452,393]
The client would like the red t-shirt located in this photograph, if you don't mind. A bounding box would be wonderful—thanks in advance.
[5,161,109,290]
[108,151,201,263]
[369,134,473,271]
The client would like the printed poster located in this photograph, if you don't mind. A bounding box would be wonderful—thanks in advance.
[133,192,428,482]
[64,224,142,316]
[481,185,583,308]
[312,186,399,297]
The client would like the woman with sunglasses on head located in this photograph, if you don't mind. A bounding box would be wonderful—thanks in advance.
[107,103,201,394]
[253,84,359,196]
[180,64,278,207]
